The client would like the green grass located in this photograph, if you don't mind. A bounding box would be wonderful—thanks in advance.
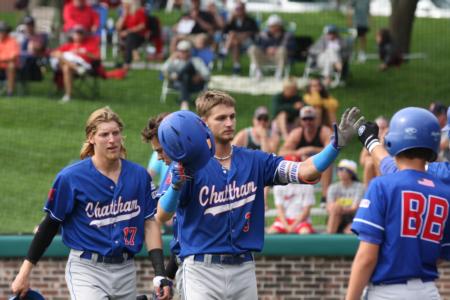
[0,11,449,233]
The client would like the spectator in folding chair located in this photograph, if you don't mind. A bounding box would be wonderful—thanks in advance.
[271,77,304,141]
[63,0,100,35]
[0,22,20,97]
[161,40,210,110]
[116,0,148,73]
[247,14,294,80]
[308,25,352,87]
[221,1,259,75]
[16,16,49,85]
[50,25,100,102]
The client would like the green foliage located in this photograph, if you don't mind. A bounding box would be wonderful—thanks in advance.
[0,11,449,233]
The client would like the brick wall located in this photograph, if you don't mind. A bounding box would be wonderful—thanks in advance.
[1,257,450,300]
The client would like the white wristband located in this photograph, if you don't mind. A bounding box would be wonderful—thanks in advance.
[153,276,165,287]
[367,140,381,153]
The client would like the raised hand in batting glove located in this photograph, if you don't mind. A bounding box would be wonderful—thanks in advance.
[153,276,173,300]
[332,107,365,149]
[170,162,192,190]
[357,121,381,153]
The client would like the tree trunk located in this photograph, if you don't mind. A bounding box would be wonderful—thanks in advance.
[389,0,420,55]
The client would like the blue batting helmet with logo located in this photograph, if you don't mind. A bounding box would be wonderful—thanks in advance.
[9,289,45,300]
[442,106,450,137]
[158,110,215,172]
[384,107,441,161]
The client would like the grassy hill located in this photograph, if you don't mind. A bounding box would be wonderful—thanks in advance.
[0,11,449,233]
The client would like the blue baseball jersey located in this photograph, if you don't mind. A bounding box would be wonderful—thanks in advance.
[380,156,450,185]
[352,170,450,284]
[176,146,284,258]
[44,158,157,257]
[155,162,181,255]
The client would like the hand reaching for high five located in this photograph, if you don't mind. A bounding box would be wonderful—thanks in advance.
[356,121,381,152]
[332,107,365,149]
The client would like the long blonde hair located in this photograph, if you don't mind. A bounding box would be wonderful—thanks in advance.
[80,106,127,159]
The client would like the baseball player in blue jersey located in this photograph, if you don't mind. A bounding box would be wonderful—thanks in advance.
[156,90,363,300]
[346,107,450,300]
[356,106,450,184]
[141,113,184,298]
[11,107,171,300]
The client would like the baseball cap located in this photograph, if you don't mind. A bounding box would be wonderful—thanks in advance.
[300,106,316,119]
[337,159,358,180]
[22,15,35,26]
[254,106,269,119]
[176,40,192,51]
[267,14,282,27]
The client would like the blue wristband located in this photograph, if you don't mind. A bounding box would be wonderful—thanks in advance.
[159,186,180,213]
[312,143,339,172]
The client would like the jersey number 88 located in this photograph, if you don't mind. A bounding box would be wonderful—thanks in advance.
[401,191,449,243]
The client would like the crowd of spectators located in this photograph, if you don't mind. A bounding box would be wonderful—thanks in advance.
[0,0,401,103]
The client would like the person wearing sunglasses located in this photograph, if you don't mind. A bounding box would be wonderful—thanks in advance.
[279,106,333,206]
[233,106,279,154]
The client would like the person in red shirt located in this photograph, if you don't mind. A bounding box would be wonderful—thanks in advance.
[116,0,148,71]
[63,0,99,34]
[51,25,100,102]
[0,22,20,97]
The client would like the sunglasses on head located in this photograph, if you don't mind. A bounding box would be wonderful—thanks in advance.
[257,115,269,121]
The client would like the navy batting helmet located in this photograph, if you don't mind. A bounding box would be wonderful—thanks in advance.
[9,289,45,300]
[384,107,441,161]
[158,110,215,172]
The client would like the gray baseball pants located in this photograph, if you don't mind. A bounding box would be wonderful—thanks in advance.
[65,249,137,300]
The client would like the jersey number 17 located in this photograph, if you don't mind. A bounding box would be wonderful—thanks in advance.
[401,191,449,243]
